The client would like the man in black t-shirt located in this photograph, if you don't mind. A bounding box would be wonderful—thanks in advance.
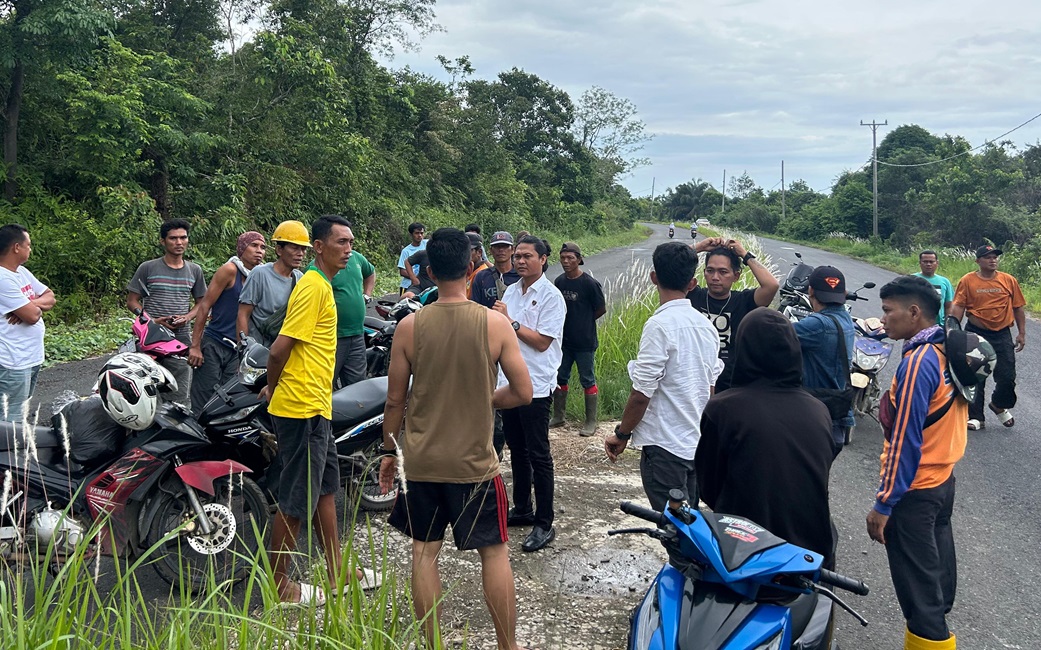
[404,249,436,295]
[550,242,607,436]
[687,237,779,392]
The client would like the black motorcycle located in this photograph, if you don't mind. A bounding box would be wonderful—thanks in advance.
[0,397,268,590]
[197,338,397,511]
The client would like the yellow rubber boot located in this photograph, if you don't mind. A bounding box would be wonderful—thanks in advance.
[904,628,956,650]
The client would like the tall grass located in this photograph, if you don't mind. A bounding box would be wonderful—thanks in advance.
[565,231,775,420]
[0,500,437,650]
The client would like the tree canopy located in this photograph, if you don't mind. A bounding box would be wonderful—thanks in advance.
[0,0,651,320]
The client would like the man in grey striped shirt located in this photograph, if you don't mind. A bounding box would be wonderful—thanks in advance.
[127,219,207,405]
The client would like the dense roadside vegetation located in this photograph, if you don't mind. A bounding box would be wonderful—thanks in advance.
[0,0,652,330]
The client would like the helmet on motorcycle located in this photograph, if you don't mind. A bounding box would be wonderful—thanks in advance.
[96,353,176,430]
[945,329,997,403]
[271,220,312,248]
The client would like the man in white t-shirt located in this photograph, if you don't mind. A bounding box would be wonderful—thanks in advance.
[605,242,722,510]
[0,224,56,422]
[492,235,566,553]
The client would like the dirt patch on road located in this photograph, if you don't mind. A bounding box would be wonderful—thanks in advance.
[366,422,663,650]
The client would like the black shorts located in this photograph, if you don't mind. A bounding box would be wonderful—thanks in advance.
[272,414,339,520]
[388,476,509,550]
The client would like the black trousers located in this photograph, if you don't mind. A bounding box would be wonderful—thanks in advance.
[639,445,698,512]
[965,324,1016,420]
[883,475,957,641]
[502,396,554,529]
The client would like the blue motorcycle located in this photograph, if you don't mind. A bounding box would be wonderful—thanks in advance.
[612,491,869,649]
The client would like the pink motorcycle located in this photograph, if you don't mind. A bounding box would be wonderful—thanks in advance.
[117,309,189,360]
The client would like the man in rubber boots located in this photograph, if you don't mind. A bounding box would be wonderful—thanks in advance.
[868,275,968,650]
[549,242,606,437]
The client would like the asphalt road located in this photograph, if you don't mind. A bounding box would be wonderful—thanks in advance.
[27,225,1041,648]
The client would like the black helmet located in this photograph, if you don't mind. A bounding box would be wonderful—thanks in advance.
[945,328,997,402]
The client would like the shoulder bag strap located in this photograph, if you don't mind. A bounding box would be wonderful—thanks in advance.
[820,312,851,389]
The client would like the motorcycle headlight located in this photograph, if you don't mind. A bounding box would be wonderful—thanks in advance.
[854,348,889,372]
[210,404,260,425]
[755,632,783,650]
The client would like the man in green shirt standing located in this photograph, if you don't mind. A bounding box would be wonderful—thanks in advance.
[332,227,376,388]
[914,250,954,325]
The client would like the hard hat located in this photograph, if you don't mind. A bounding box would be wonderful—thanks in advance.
[271,220,312,248]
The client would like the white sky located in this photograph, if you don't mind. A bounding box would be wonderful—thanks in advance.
[385,0,1041,197]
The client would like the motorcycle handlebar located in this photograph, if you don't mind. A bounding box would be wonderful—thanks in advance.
[819,569,869,596]
[620,501,663,526]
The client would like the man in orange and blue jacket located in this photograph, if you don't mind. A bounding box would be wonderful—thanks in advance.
[868,275,965,650]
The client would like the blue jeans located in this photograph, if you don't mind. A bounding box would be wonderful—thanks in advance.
[0,364,41,422]
[556,348,596,389]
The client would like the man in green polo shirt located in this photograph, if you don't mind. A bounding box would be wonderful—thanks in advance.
[332,231,376,388]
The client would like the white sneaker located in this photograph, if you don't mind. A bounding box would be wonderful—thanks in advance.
[967,419,983,431]
[357,567,382,591]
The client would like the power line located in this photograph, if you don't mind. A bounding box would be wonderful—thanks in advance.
[876,109,1041,168]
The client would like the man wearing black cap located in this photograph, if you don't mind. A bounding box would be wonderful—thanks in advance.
[949,245,1026,430]
[550,242,606,437]
[792,265,855,457]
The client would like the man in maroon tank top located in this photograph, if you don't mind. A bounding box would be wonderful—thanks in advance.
[380,227,534,650]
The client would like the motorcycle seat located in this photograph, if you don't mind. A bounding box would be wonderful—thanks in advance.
[363,316,395,332]
[331,376,388,429]
[0,421,62,451]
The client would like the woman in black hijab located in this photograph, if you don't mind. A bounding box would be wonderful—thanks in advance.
[696,307,836,566]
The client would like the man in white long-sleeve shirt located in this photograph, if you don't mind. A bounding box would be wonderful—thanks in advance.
[605,242,722,510]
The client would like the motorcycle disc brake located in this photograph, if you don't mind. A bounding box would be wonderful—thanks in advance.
[186,503,237,555]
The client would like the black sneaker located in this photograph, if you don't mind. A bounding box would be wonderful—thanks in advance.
[506,508,535,527]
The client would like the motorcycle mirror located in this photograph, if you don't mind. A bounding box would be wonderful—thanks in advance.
[795,252,802,259]
[863,282,876,289]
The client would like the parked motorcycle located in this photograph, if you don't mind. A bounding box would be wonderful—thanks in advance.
[0,397,267,591]
[366,294,429,379]
[613,491,869,649]
[200,338,398,512]
[777,252,874,323]
[116,308,188,359]
[851,317,894,420]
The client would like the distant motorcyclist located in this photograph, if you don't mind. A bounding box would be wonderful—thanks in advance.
[668,222,675,238]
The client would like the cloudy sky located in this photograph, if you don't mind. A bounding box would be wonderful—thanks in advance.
[387,0,1041,198]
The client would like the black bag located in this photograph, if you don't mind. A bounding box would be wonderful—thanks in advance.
[52,395,127,466]
[805,313,858,421]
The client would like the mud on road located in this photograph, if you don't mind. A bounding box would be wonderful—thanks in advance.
[370,421,661,650]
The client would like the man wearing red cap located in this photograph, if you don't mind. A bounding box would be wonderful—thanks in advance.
[949,245,1026,430]
[188,231,266,413]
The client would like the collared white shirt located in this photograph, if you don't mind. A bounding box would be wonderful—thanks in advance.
[629,299,722,460]
[497,273,566,398]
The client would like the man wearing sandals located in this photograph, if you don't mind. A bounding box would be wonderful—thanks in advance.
[261,215,376,606]
[950,245,1025,430]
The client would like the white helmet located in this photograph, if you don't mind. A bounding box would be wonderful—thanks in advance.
[95,353,177,431]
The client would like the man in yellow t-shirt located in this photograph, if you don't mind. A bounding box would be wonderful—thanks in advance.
[950,245,1026,430]
[261,214,359,606]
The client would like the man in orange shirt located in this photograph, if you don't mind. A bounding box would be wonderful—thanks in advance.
[949,245,1026,430]
[465,232,489,298]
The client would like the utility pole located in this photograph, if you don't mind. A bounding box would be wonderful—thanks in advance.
[861,119,887,238]
[781,160,785,220]
[649,177,655,222]
[721,169,726,213]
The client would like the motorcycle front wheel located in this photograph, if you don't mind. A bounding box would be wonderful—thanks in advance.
[347,444,397,512]
[145,475,269,590]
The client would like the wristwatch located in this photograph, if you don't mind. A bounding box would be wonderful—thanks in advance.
[742,251,756,265]
[614,424,632,441]
[511,320,521,331]
[376,441,397,457]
